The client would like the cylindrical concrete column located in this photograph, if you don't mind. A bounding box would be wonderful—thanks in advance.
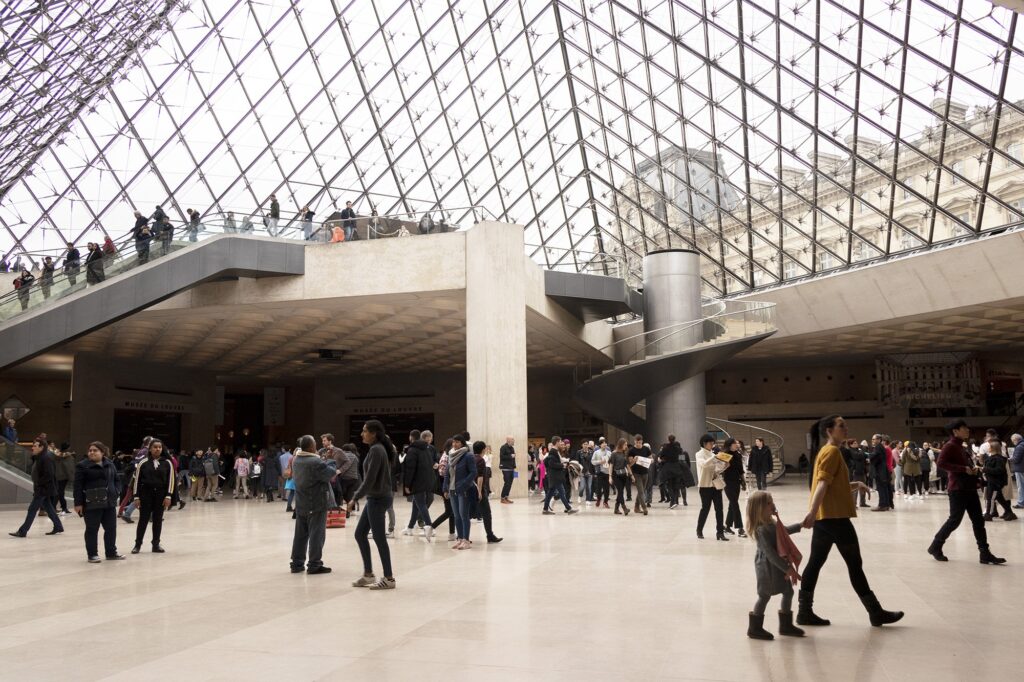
[642,249,705,461]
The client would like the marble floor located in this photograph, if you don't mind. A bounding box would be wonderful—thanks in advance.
[0,480,1020,682]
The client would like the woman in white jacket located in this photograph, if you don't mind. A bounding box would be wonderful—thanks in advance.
[696,433,728,541]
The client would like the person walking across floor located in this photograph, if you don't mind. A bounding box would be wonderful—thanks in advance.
[53,445,76,515]
[744,490,804,640]
[402,430,435,542]
[901,442,922,499]
[1011,434,1024,510]
[9,438,65,538]
[348,420,397,590]
[474,441,502,543]
[130,438,174,554]
[498,436,516,504]
[696,434,727,540]
[928,420,1007,565]
[722,438,747,537]
[200,448,220,502]
[798,415,903,628]
[610,438,633,516]
[748,438,773,490]
[627,437,650,515]
[290,435,337,574]
[981,439,1017,522]
[73,441,125,563]
[542,436,578,515]
[658,435,687,509]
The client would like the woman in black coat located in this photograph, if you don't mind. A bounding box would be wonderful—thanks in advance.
[749,438,773,490]
[73,441,125,562]
[85,243,105,284]
[722,438,746,537]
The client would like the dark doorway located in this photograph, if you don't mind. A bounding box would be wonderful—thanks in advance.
[220,393,265,454]
[113,409,182,455]
[347,413,434,453]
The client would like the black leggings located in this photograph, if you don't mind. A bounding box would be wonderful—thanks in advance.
[354,495,392,577]
[801,518,871,597]
[985,485,1012,516]
[595,473,610,504]
[613,474,629,512]
[696,487,724,534]
[53,479,69,512]
[904,475,918,495]
[724,482,743,529]
[430,495,456,534]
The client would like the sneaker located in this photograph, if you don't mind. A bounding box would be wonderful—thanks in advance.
[121,516,134,524]
[385,530,395,539]
[307,566,332,575]
[401,528,414,536]
[424,526,434,543]
[542,509,555,515]
[368,576,396,590]
[669,503,678,510]
[131,545,141,554]
[447,533,457,541]
[88,556,101,563]
[565,508,579,515]
[352,574,377,587]
[106,554,126,560]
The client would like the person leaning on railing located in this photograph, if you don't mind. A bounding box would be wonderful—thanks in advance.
[63,242,80,285]
[13,268,34,310]
[85,243,105,284]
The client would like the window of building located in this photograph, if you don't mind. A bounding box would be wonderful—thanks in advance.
[852,238,873,261]
[901,177,912,200]
[950,160,963,185]
[752,268,766,287]
[1007,197,1024,221]
[783,258,800,280]
[858,192,870,214]
[1007,142,1023,166]
[818,249,837,271]
[898,229,917,250]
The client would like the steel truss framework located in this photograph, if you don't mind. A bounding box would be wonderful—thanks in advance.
[1,0,1023,295]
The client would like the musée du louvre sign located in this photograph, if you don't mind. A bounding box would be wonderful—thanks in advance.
[121,400,188,413]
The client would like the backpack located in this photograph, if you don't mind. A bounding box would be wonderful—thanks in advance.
[203,457,217,476]
[252,462,262,477]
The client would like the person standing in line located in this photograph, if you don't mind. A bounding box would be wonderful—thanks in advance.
[39,256,55,298]
[444,434,476,549]
[290,435,337,574]
[348,420,397,590]
[695,433,727,541]
[869,434,892,511]
[542,436,578,515]
[340,201,357,241]
[498,436,516,504]
[73,442,125,563]
[748,438,773,490]
[798,415,903,628]
[928,420,1006,564]
[63,242,81,285]
[744,491,804,640]
[9,438,64,538]
[609,438,633,516]
[845,440,869,508]
[53,445,76,515]
[591,438,611,509]
[981,439,1017,522]
[474,441,502,543]
[402,430,435,541]
[130,438,174,554]
[268,194,280,236]
[722,438,746,537]
[1010,434,1024,510]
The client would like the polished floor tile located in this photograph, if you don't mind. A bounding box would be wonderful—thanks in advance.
[0,481,1020,682]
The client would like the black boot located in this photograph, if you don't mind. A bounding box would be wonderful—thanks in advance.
[747,612,773,640]
[778,610,804,637]
[1001,510,1018,521]
[979,548,1007,565]
[859,591,904,627]
[927,541,948,562]
[796,590,830,626]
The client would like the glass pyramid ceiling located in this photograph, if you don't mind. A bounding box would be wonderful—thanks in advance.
[2,0,1023,296]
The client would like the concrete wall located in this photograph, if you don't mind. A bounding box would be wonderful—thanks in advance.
[69,353,217,456]
[0,377,71,445]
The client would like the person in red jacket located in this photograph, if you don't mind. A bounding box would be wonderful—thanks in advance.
[928,419,1006,565]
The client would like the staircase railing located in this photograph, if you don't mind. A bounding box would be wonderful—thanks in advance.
[705,417,786,483]
[0,435,33,476]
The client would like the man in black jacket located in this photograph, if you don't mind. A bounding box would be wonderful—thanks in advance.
[74,442,125,562]
[340,201,357,240]
[131,439,174,553]
[869,434,892,511]
[845,440,870,507]
[542,436,578,515]
[498,436,516,504]
[748,438,773,490]
[63,242,81,285]
[402,430,435,541]
[9,438,65,537]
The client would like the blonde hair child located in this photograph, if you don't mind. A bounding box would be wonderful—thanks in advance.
[744,491,805,640]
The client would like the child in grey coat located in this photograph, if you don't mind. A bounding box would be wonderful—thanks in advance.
[746,491,805,640]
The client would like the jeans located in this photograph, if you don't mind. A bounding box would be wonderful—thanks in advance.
[122,500,136,519]
[724,481,743,530]
[613,474,629,513]
[633,472,648,512]
[17,494,64,535]
[933,489,988,552]
[801,518,871,597]
[407,491,433,528]
[134,491,166,548]
[500,470,515,499]
[579,473,593,502]
[543,483,571,511]
[663,467,683,506]
[355,496,392,577]
[451,491,473,540]
[595,473,610,504]
[696,487,724,535]
[290,509,327,570]
[755,472,768,490]
[431,496,455,534]
[83,507,118,558]
[1016,472,1024,506]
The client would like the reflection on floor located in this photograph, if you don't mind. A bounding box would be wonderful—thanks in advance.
[0,479,1020,682]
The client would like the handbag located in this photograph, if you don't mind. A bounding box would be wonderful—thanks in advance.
[711,475,726,491]
[84,487,109,511]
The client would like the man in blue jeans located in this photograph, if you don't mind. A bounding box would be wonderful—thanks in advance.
[1010,434,1024,509]
[9,438,64,538]
[542,436,578,515]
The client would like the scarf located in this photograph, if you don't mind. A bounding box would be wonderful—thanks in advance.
[775,513,803,584]
[447,446,470,490]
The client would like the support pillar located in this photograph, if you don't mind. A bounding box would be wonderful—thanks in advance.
[642,249,705,458]
[465,222,529,498]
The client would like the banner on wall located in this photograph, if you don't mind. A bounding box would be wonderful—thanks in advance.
[264,387,286,426]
